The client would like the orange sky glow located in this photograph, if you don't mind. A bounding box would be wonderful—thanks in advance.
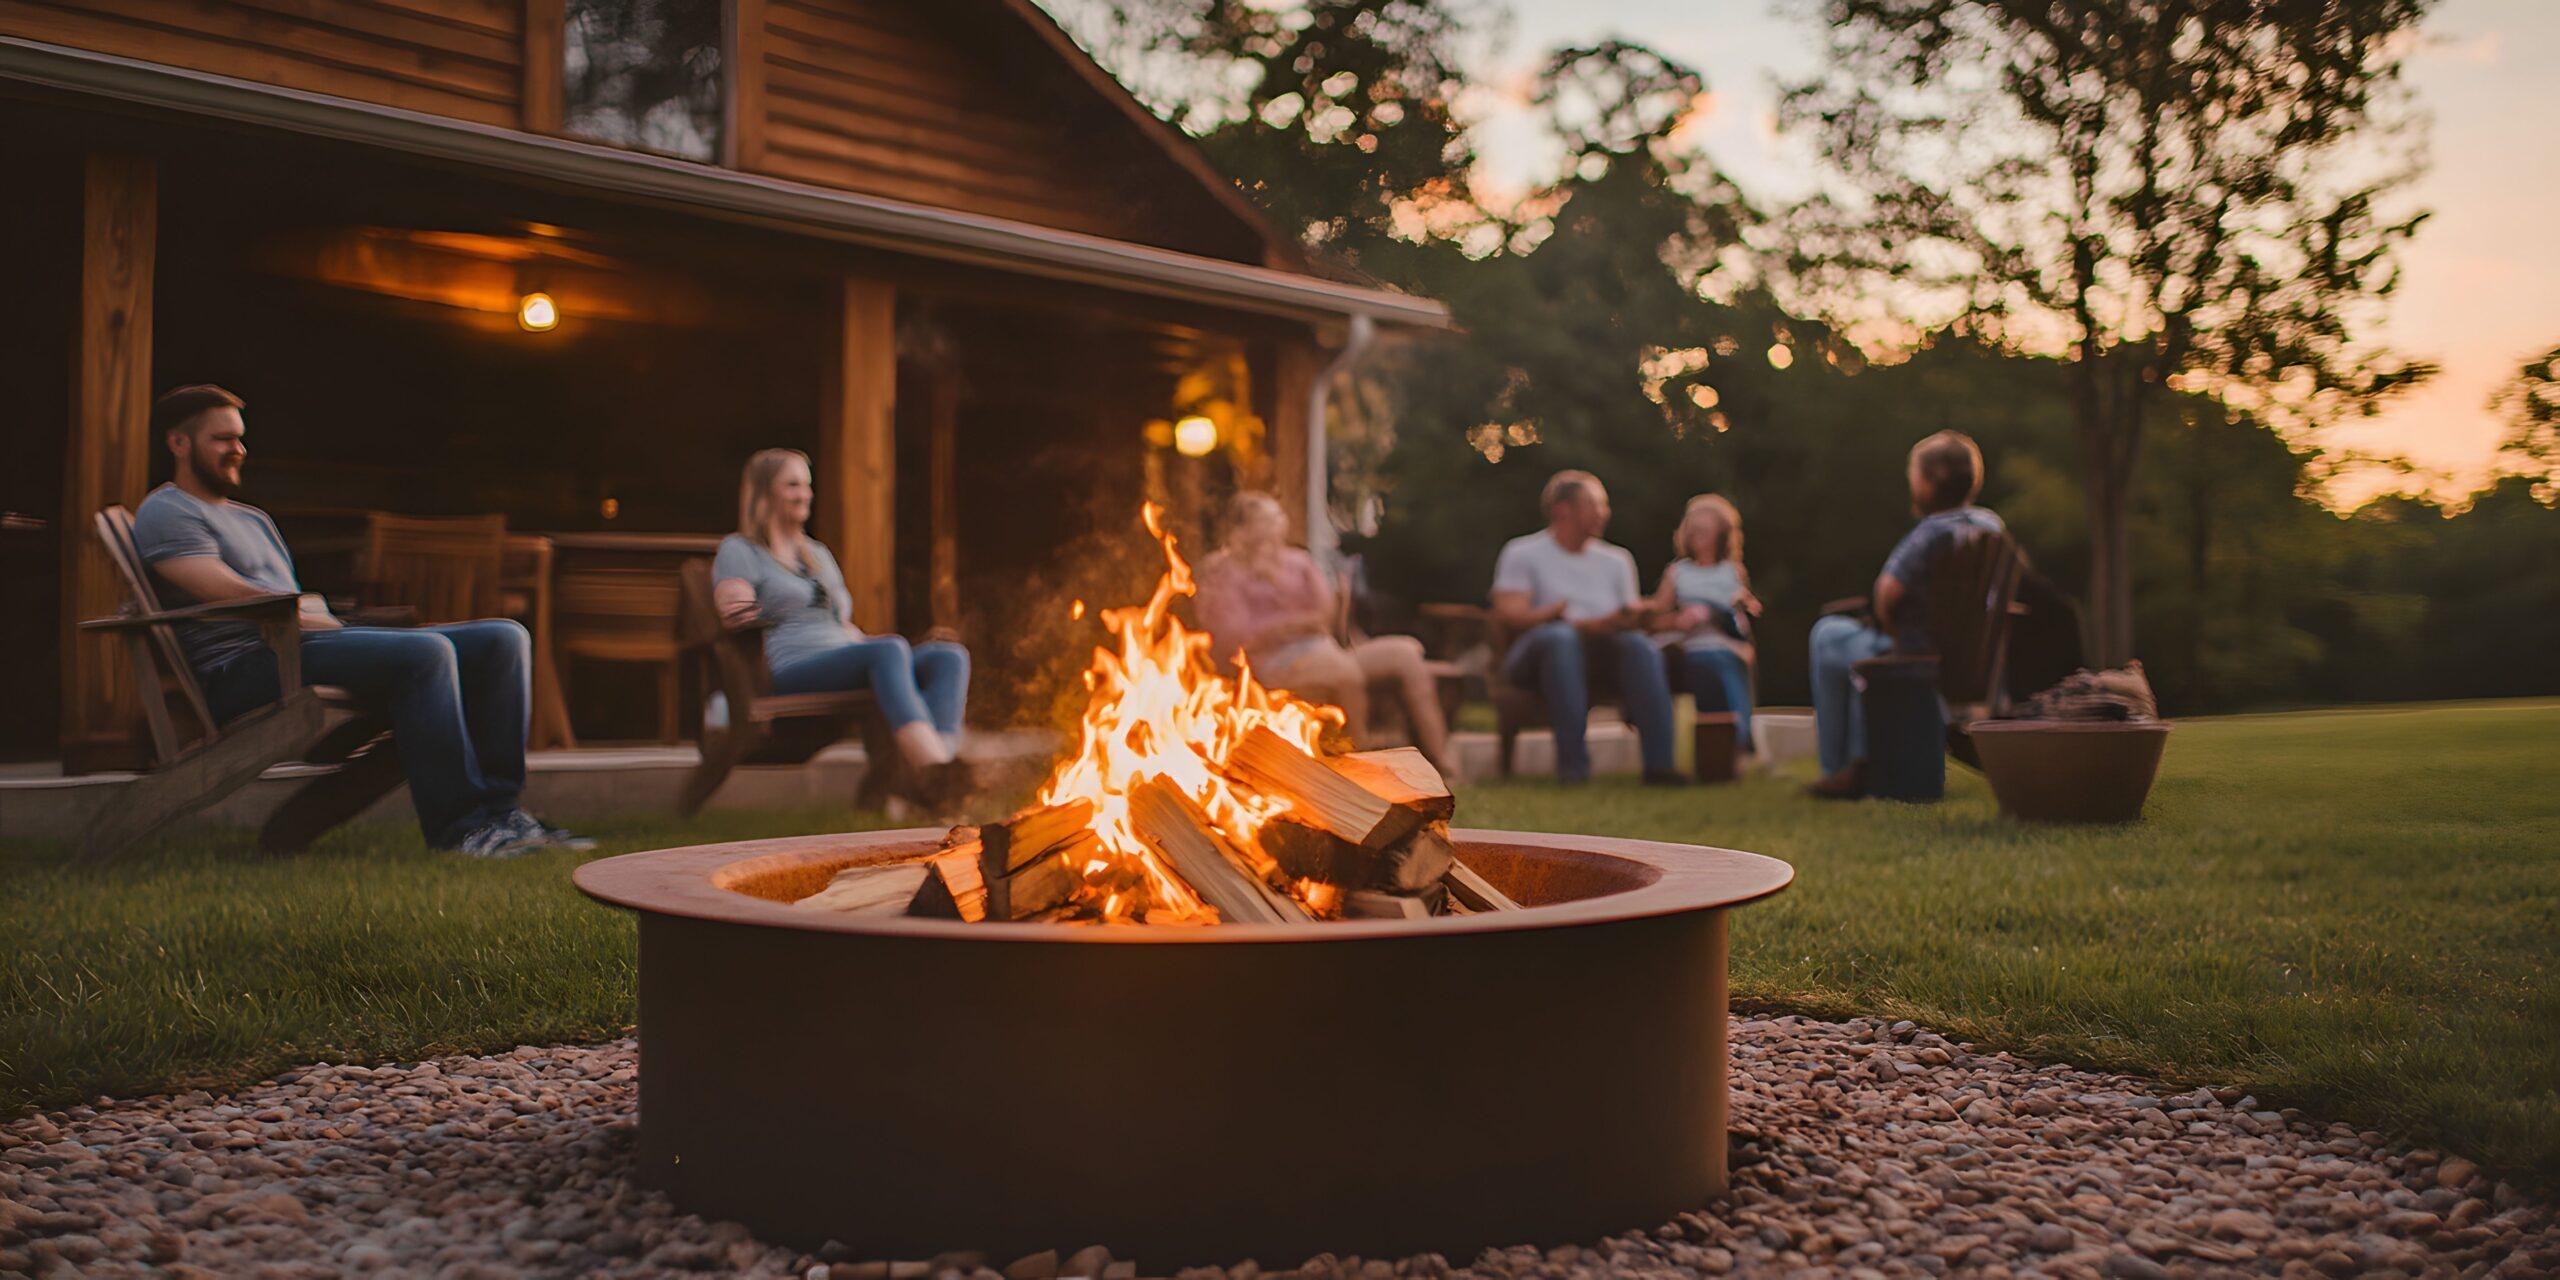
[1471,0,2557,508]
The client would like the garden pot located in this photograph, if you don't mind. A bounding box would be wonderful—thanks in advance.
[1968,719,2173,823]
[1693,713,1737,783]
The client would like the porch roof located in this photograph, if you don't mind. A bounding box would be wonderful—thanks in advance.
[0,36,1452,332]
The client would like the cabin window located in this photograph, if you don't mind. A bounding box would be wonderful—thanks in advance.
[561,0,726,162]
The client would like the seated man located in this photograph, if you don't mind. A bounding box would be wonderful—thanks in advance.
[1806,429,2006,798]
[1490,470,1679,785]
[130,384,588,857]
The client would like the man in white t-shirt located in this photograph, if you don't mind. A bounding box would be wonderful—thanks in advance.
[1489,470,1680,783]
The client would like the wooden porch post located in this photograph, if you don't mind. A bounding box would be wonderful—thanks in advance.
[927,370,960,630]
[820,278,896,632]
[62,154,157,773]
[1261,336,1324,543]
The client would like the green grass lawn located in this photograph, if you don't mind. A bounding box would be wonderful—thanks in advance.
[4,701,2556,1189]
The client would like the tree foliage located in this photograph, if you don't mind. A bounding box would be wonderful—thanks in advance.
[2490,343,2560,494]
[1780,0,2436,665]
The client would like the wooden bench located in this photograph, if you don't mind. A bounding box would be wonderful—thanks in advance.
[77,506,402,863]
[673,557,901,815]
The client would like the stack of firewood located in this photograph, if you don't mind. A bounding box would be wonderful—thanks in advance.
[794,730,1518,924]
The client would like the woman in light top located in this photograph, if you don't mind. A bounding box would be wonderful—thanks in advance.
[712,448,971,807]
[1193,492,1453,777]
[1652,493,1760,753]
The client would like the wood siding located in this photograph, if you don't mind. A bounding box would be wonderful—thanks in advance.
[751,0,1263,262]
[0,0,524,127]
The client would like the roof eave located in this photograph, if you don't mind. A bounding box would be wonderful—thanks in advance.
[0,38,1451,331]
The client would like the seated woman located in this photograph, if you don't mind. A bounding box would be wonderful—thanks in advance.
[1650,494,1760,756]
[712,448,972,809]
[1194,492,1453,777]
[1805,429,2006,798]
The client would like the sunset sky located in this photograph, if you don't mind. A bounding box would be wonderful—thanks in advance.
[1466,0,2557,506]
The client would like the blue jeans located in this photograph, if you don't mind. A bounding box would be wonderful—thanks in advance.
[771,637,969,737]
[1502,621,1676,781]
[201,621,531,847]
[1809,614,1897,775]
[1680,644,1754,751]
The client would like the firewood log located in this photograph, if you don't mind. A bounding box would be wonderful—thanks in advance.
[1341,887,1443,919]
[1226,726,1422,851]
[1256,814,1365,886]
[1377,823,1458,893]
[1443,857,1521,912]
[990,831,1097,921]
[1128,777,1308,924]
[797,860,934,915]
[908,842,987,922]
[980,799,1096,920]
[1326,747,1455,823]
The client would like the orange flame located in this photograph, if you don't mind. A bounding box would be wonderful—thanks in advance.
[1035,503,1343,921]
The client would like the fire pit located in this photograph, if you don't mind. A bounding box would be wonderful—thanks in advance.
[575,827,1791,1264]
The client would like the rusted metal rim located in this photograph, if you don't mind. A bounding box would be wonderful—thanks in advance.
[574,827,1793,942]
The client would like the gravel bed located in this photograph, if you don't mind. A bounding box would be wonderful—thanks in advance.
[4,1014,2554,1278]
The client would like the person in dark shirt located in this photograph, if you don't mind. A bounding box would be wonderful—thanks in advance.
[1805,430,2006,798]
[130,384,588,857]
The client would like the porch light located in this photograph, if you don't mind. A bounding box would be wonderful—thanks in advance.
[518,292,559,332]
[1172,414,1219,457]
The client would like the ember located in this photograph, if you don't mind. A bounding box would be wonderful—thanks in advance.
[799,504,1515,926]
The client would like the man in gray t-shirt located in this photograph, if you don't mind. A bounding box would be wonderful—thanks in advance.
[126,383,584,858]
[1488,470,1678,784]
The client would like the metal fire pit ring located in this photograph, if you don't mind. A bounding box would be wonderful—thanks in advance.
[575,828,1793,1266]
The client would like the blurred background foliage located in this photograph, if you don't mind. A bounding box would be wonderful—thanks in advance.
[1056,0,2560,714]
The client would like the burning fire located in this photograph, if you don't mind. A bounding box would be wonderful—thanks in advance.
[1034,504,1344,921]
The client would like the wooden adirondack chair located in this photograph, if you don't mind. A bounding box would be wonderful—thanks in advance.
[78,507,403,863]
[673,557,899,815]
[1845,527,2026,769]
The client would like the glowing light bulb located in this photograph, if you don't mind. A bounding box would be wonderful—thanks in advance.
[1172,415,1219,457]
[517,292,559,332]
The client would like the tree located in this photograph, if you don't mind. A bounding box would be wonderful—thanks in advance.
[2489,343,2560,496]
[1053,0,1480,259]
[1782,0,2434,665]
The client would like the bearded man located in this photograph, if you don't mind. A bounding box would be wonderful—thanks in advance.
[129,384,588,857]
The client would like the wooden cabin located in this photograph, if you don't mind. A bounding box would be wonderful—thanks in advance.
[0,1,1446,768]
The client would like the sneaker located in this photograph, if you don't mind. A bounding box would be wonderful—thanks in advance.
[454,817,545,860]
[506,809,597,852]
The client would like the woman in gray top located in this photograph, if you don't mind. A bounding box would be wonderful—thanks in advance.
[712,449,971,807]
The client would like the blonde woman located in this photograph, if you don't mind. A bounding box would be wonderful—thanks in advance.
[712,448,971,807]
[1652,493,1761,752]
[1194,492,1453,776]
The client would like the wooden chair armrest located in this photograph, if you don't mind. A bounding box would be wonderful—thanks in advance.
[79,592,304,630]
[1818,596,1871,619]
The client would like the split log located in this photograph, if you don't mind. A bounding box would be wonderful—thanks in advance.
[1227,726,1421,851]
[1326,747,1455,823]
[1378,823,1457,893]
[1443,857,1521,913]
[797,860,933,915]
[1256,814,1363,886]
[1128,777,1307,924]
[981,799,1096,876]
[1341,886,1444,920]
[989,831,1098,921]
[908,842,987,922]
[980,799,1096,921]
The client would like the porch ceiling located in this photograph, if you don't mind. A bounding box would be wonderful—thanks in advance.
[0,37,1452,332]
